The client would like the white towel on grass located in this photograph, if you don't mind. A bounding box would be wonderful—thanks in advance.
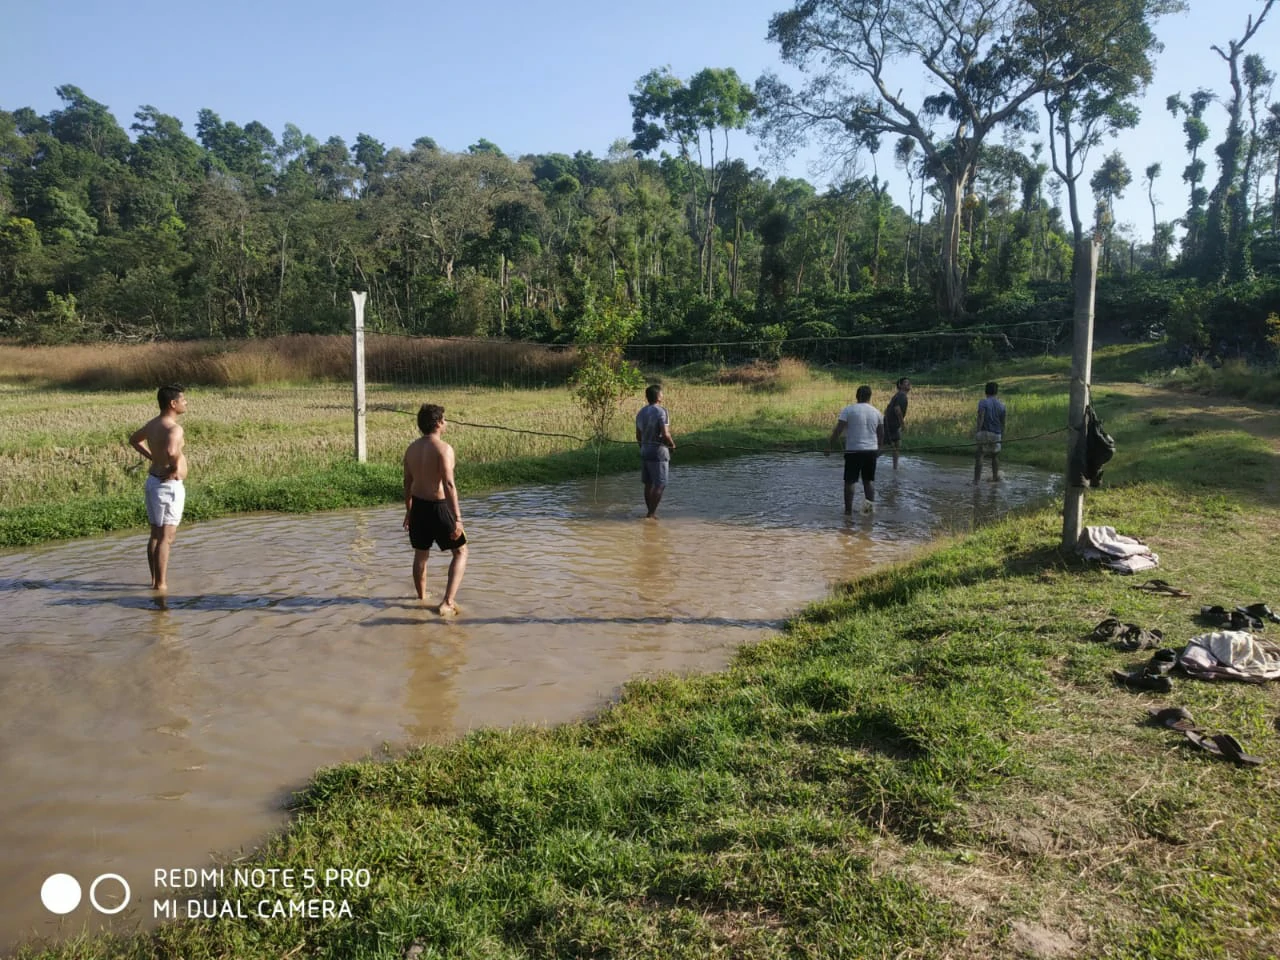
[1077,526,1159,574]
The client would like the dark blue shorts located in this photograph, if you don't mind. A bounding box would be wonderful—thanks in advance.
[641,460,669,488]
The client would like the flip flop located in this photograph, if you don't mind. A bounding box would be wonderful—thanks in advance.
[1146,705,1198,731]
[1182,730,1263,766]
[1131,579,1192,597]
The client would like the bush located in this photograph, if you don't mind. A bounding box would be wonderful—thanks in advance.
[1094,276,1191,340]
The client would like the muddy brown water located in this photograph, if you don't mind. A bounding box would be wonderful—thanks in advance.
[0,453,1057,951]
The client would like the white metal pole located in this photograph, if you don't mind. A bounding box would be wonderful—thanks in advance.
[1061,240,1099,548]
[352,291,368,463]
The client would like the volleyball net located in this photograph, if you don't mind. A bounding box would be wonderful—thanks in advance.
[354,320,1070,467]
[361,320,1064,390]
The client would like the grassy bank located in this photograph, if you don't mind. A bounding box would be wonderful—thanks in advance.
[14,350,1280,958]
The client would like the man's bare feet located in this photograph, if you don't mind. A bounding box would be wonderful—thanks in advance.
[437,602,459,618]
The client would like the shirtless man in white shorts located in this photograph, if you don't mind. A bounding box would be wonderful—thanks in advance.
[129,384,188,590]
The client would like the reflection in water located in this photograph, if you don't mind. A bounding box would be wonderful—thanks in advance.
[0,453,1057,950]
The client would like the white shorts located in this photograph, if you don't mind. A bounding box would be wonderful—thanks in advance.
[974,430,1002,455]
[145,475,186,527]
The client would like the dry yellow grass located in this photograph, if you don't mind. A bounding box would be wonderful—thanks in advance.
[0,335,579,389]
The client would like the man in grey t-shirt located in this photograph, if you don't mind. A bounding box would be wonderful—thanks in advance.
[636,384,676,518]
[974,380,1007,482]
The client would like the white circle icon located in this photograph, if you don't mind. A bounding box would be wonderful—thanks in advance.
[89,873,131,915]
[41,874,82,914]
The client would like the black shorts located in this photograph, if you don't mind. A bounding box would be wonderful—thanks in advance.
[408,497,467,551]
[844,450,879,484]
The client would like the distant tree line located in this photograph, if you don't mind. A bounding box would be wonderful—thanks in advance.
[1,1,1278,353]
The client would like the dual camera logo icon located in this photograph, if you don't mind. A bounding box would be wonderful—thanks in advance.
[40,873,131,915]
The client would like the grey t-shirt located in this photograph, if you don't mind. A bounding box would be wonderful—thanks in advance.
[636,404,670,461]
[977,396,1006,435]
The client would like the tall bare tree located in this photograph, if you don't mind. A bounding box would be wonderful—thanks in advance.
[1202,0,1276,280]
[757,0,1177,318]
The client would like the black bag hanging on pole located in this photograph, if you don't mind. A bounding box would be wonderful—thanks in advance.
[1082,404,1115,487]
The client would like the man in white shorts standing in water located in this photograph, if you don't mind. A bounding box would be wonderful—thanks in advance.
[129,384,188,590]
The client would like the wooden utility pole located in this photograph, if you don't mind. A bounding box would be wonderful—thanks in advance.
[352,290,368,463]
[1062,240,1099,548]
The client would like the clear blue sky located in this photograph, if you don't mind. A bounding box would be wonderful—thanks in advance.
[1,0,1274,241]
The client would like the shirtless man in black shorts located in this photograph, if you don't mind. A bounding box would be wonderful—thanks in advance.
[403,403,468,615]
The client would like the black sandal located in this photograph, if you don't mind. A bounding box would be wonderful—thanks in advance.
[1113,668,1173,693]
[1146,705,1197,731]
[1242,603,1280,624]
[1183,730,1263,766]
[1231,608,1265,631]
[1131,579,1191,597]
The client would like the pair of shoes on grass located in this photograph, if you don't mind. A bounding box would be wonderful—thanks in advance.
[1113,648,1178,693]
[1093,617,1164,651]
[1147,705,1263,766]
[1199,603,1277,632]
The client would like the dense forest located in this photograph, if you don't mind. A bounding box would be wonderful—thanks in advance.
[2,0,1279,356]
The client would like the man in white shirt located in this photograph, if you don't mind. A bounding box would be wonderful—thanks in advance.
[827,385,884,514]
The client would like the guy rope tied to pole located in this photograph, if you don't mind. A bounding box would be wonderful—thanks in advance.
[1062,237,1100,548]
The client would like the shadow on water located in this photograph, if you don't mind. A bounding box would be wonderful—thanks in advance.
[362,615,785,630]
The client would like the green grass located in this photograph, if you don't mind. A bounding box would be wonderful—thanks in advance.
[1164,356,1280,404]
[9,343,1280,958]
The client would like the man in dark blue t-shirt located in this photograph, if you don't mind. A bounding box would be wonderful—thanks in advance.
[974,381,1007,482]
[636,384,676,518]
[883,376,911,469]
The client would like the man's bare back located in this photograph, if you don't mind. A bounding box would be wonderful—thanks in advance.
[402,404,467,614]
[130,385,188,591]
[132,414,187,480]
[403,434,451,500]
